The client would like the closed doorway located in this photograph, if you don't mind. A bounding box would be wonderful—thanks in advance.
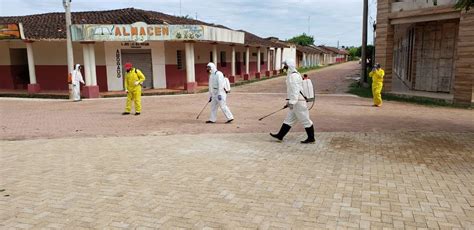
[121,49,153,89]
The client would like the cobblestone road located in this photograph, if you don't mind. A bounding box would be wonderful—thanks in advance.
[1,62,473,229]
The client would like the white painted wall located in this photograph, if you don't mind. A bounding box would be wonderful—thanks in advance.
[104,41,166,90]
[104,42,123,91]
[1,41,105,66]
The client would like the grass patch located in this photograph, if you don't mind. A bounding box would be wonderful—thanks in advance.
[347,81,471,109]
[297,66,322,73]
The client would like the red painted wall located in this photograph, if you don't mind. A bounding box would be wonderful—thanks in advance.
[96,66,107,92]
[165,64,186,89]
[218,62,232,77]
[0,65,15,89]
[34,65,107,91]
[195,63,209,86]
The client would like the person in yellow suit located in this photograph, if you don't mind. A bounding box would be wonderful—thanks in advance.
[369,63,384,107]
[122,62,146,115]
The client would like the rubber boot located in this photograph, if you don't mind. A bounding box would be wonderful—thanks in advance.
[301,125,315,144]
[270,123,291,141]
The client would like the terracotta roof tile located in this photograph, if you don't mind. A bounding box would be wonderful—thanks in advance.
[239,30,287,48]
[0,8,215,40]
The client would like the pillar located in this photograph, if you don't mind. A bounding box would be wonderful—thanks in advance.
[25,41,40,93]
[82,42,99,98]
[230,45,236,82]
[185,42,197,93]
[212,44,218,66]
[453,10,474,105]
[375,0,394,92]
[244,46,250,80]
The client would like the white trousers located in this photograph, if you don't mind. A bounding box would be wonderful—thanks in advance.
[283,101,313,128]
[209,94,234,122]
[72,84,81,101]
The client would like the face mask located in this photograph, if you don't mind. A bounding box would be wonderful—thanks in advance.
[207,68,212,73]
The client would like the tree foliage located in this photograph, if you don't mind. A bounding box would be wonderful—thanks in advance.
[287,33,315,46]
[455,0,473,11]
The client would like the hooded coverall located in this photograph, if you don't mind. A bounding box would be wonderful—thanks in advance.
[124,68,146,113]
[207,63,234,122]
[369,68,384,106]
[71,64,85,101]
[283,59,313,128]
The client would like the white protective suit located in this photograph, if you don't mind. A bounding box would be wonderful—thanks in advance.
[71,64,85,101]
[207,63,234,122]
[283,59,313,128]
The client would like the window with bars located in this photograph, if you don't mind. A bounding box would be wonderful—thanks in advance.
[220,51,226,67]
[177,50,184,70]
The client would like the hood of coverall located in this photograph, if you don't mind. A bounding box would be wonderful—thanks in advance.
[207,62,218,74]
[74,64,81,70]
[283,59,297,74]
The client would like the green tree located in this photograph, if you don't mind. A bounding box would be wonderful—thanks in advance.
[348,47,359,60]
[287,33,315,46]
[455,0,473,11]
[355,45,374,59]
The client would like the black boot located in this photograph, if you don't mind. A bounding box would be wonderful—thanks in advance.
[270,124,291,141]
[301,125,315,144]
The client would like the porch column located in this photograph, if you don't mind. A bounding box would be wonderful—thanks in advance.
[245,46,250,74]
[82,42,99,98]
[257,48,261,73]
[82,43,92,86]
[212,44,218,66]
[275,48,282,70]
[25,41,40,93]
[228,45,236,83]
[185,42,197,93]
[303,53,307,67]
[267,48,271,71]
[88,44,97,86]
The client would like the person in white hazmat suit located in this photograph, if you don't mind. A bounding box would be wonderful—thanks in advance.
[206,62,234,124]
[270,59,315,143]
[71,64,85,102]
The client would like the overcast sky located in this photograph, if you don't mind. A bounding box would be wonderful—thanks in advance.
[0,0,377,47]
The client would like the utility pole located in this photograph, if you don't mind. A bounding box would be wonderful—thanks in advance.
[63,0,74,100]
[372,21,376,64]
[361,0,368,84]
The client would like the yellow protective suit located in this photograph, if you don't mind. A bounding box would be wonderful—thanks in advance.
[124,68,146,113]
[369,68,384,106]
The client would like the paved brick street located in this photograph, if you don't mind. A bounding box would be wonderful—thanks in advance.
[1,62,473,229]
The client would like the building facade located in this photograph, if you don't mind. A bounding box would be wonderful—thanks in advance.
[376,0,473,105]
[0,8,286,97]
